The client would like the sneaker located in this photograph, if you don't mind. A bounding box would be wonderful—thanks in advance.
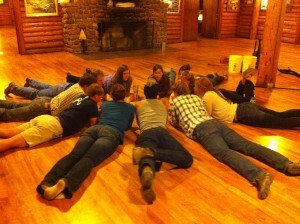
[43,179,66,201]
[4,82,15,96]
[140,166,156,204]
[24,78,30,87]
[132,147,154,165]
[285,162,300,176]
[255,172,274,200]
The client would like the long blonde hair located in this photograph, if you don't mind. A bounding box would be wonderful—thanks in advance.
[195,77,230,102]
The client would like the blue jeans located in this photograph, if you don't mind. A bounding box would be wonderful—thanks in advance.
[236,102,300,129]
[0,97,50,122]
[219,89,250,104]
[10,80,71,99]
[193,119,289,183]
[37,125,120,198]
[136,127,193,176]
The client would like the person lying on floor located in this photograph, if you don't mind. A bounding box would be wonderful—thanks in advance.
[103,64,133,101]
[67,65,133,102]
[195,76,300,129]
[132,78,193,204]
[0,73,98,122]
[36,84,134,200]
[0,83,103,152]
[4,69,104,100]
[150,64,171,99]
[218,68,256,104]
[168,81,300,200]
[178,64,228,87]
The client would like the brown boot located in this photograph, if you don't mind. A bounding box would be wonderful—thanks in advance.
[4,82,15,96]
[255,172,274,200]
[285,162,300,176]
[132,147,154,165]
[140,166,156,204]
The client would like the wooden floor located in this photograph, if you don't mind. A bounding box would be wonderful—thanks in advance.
[1,25,300,224]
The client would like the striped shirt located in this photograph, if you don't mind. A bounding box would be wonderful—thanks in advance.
[168,94,213,139]
[49,83,84,116]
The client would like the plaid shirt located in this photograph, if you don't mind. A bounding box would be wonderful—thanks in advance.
[168,94,213,139]
[50,83,84,116]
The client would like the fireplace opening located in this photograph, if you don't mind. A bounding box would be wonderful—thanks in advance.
[98,20,154,51]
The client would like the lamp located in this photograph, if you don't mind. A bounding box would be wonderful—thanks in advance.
[79,29,87,54]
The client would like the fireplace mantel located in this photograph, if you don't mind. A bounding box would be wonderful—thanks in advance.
[106,7,142,12]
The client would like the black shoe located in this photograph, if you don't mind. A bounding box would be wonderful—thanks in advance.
[24,78,30,87]
[86,68,92,74]
[140,166,156,204]
[4,82,15,96]
[285,162,300,176]
[66,72,80,83]
[255,172,274,200]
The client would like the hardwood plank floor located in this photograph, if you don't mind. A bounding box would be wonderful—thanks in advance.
[1,25,300,224]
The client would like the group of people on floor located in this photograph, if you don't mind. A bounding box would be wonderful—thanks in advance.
[1,63,300,204]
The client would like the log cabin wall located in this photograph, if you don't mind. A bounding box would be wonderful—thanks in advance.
[166,12,183,43]
[14,0,64,54]
[166,1,183,44]
[236,0,254,38]
[0,0,14,25]
[238,0,300,44]
[218,0,238,38]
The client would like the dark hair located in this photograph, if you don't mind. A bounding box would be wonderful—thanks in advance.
[178,64,191,75]
[173,81,190,96]
[144,78,159,99]
[152,64,163,74]
[110,84,126,101]
[180,70,195,94]
[91,69,104,78]
[78,74,97,87]
[113,64,130,84]
[86,83,104,97]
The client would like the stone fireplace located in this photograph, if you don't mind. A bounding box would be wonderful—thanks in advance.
[98,20,154,51]
[60,0,168,54]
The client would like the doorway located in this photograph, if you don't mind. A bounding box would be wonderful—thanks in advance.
[0,0,18,55]
[202,0,219,38]
[0,25,18,55]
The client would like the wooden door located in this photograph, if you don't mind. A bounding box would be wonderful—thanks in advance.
[202,0,219,38]
[182,0,199,41]
[8,0,15,25]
